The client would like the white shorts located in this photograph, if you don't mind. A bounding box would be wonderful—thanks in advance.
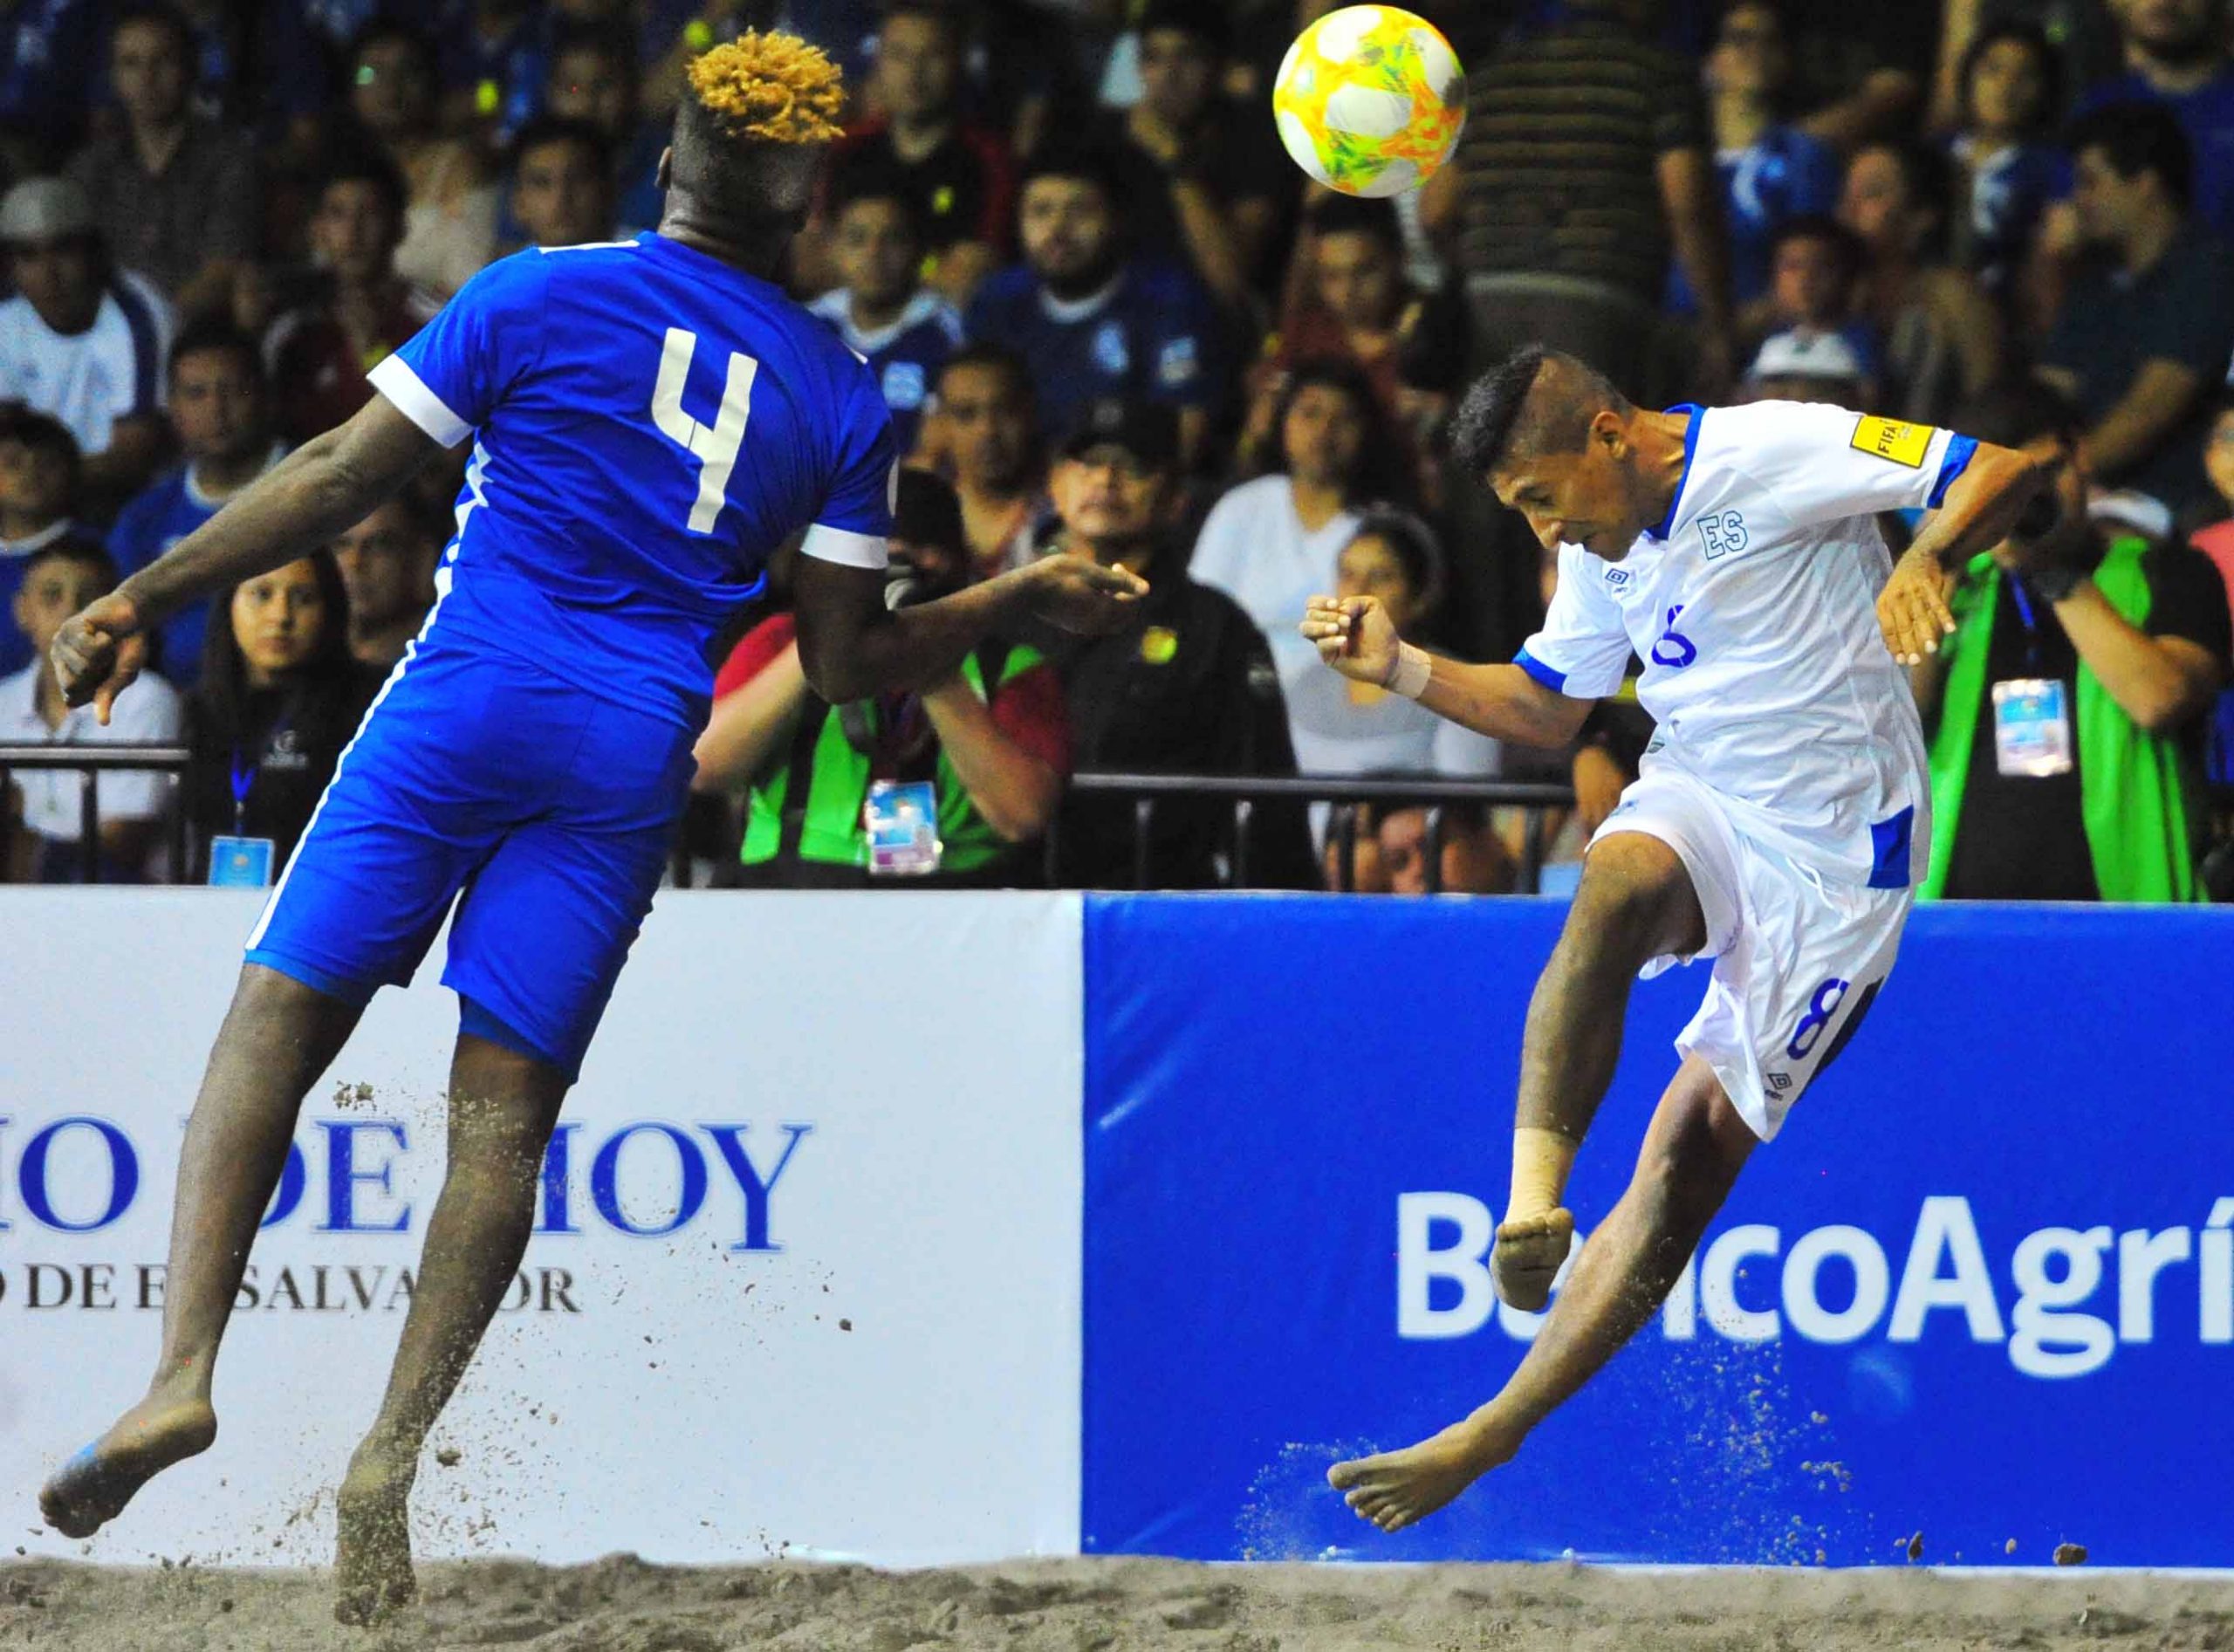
[1587,767,1914,1141]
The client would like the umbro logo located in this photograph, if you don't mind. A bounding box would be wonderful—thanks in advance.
[1766,1072,1794,1093]
[1604,568,1631,586]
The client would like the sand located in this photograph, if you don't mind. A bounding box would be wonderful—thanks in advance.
[2,1554,2230,1651]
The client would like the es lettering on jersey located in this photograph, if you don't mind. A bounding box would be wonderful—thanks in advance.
[1517,401,1981,888]
[366,234,897,730]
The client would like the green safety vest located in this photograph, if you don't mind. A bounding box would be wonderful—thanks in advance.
[741,639,1042,878]
[1922,537,2200,902]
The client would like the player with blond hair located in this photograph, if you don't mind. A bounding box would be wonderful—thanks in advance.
[38,33,1141,1621]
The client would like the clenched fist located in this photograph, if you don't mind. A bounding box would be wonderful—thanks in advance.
[1300,593,1398,685]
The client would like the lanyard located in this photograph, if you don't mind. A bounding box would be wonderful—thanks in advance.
[2006,576,2046,673]
[229,747,257,835]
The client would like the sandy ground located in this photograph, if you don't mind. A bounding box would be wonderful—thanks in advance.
[1,1555,2231,1651]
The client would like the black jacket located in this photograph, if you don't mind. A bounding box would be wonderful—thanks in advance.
[185,668,384,879]
[1032,559,1317,889]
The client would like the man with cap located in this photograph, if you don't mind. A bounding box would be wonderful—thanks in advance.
[1744,326,1879,408]
[693,466,1072,887]
[0,176,174,515]
[1035,397,1315,888]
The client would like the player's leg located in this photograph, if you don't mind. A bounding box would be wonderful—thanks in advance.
[43,649,505,1544]
[1330,1052,1752,1530]
[334,703,686,1623]
[1493,829,1711,1309]
[334,1021,568,1625]
[38,965,365,1538]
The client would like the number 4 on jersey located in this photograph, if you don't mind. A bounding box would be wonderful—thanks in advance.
[651,327,757,533]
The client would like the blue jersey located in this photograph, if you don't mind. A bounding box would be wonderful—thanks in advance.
[963,256,1219,442]
[1950,135,2071,298]
[111,460,278,686]
[807,287,962,456]
[367,233,898,731]
[1669,127,1840,315]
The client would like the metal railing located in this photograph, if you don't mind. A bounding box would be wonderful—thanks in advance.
[0,744,192,883]
[1053,772,1577,894]
[1,752,1584,895]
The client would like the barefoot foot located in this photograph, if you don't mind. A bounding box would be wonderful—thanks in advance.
[334,1451,417,1626]
[1492,1208,1575,1312]
[38,1394,217,1539]
[1327,1417,1518,1532]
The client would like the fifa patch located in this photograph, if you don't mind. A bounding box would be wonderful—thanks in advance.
[1140,626,1179,665]
[1851,415,1929,468]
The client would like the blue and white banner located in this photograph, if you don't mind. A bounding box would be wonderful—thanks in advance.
[1081,897,2234,1567]
[6,889,2231,1568]
[1,890,1083,1567]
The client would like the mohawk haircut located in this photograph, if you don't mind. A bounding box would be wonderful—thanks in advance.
[672,32,846,226]
[1450,346,1631,478]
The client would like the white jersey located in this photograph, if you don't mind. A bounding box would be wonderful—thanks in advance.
[1518,400,1979,888]
[0,271,173,458]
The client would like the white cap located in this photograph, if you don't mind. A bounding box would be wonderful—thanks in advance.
[1747,327,1867,385]
[0,177,95,245]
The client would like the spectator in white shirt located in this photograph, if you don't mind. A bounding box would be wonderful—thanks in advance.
[0,177,175,517]
[1188,355,1408,694]
[3,537,182,881]
[1278,507,1511,892]
[1285,507,1502,782]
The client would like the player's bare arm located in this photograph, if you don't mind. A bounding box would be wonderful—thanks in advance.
[1879,438,2049,665]
[51,398,438,723]
[1299,593,1592,748]
[793,552,1144,703]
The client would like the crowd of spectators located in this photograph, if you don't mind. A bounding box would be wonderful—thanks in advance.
[2,0,2231,900]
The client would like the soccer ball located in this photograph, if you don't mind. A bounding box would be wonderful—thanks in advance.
[1271,6,1466,199]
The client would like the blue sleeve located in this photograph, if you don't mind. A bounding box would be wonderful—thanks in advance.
[797,367,897,570]
[367,252,551,447]
[818,371,899,536]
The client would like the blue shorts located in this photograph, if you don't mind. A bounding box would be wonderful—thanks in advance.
[245,644,695,1080]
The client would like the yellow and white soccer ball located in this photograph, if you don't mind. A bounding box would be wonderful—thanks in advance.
[1271,5,1466,199]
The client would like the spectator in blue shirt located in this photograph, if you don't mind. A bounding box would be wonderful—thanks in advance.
[109,319,284,684]
[2074,0,2234,243]
[964,141,1221,470]
[1671,0,1841,315]
[808,178,963,456]
[0,407,85,675]
[2039,99,2234,513]
[1945,20,2072,303]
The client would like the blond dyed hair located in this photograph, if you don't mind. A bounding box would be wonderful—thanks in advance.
[685,31,846,145]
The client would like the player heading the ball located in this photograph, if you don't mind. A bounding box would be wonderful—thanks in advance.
[1302,346,2052,1532]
